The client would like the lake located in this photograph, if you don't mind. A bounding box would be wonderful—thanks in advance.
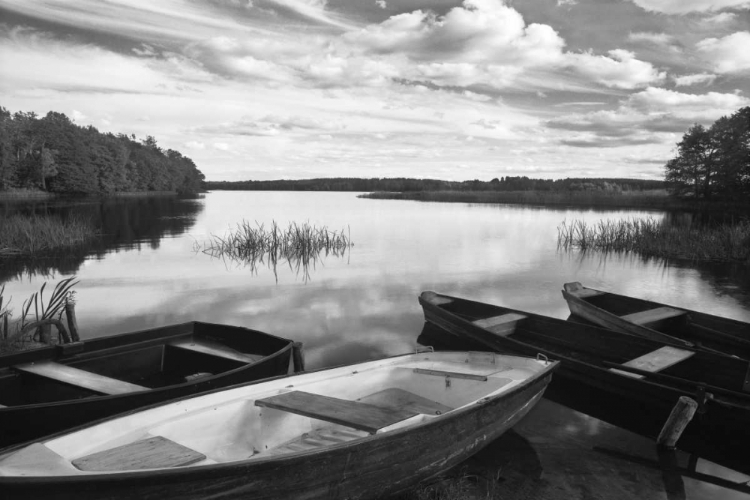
[2,191,749,498]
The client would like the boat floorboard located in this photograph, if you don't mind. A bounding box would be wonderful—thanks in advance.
[72,436,206,472]
[619,307,685,326]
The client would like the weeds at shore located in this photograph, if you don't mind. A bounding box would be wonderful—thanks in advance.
[0,214,98,256]
[558,218,750,264]
[194,220,352,281]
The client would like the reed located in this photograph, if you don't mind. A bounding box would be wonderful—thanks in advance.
[0,276,79,352]
[0,214,98,256]
[557,218,750,264]
[195,220,352,281]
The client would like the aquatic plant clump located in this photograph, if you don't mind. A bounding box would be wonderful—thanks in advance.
[557,217,750,264]
[195,220,352,280]
[0,214,98,256]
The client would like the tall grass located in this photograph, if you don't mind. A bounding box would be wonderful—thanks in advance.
[558,217,750,264]
[0,214,98,256]
[195,220,352,281]
[0,276,79,352]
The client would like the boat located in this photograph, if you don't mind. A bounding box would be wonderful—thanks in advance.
[0,350,557,499]
[562,282,750,359]
[0,321,303,448]
[418,291,750,470]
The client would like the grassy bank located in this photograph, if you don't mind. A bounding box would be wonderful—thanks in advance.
[558,217,750,264]
[0,214,98,256]
[359,189,744,210]
[0,189,56,201]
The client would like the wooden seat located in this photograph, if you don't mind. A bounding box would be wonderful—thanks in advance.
[413,368,489,381]
[610,346,695,379]
[620,307,685,326]
[357,388,453,416]
[472,313,526,335]
[13,361,147,395]
[255,391,419,434]
[72,436,205,472]
[168,337,262,364]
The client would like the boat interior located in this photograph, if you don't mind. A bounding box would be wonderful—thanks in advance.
[0,332,266,407]
[0,352,551,476]
[423,293,747,393]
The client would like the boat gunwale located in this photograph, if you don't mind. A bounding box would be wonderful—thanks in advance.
[0,322,297,411]
[0,351,558,485]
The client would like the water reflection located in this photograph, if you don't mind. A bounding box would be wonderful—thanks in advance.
[0,195,203,281]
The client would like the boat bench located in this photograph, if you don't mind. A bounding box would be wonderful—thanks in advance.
[72,436,205,472]
[255,390,419,434]
[619,307,686,326]
[167,337,263,364]
[13,361,148,395]
[472,313,527,336]
[610,346,695,379]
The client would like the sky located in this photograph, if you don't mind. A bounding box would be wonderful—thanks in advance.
[1,0,749,182]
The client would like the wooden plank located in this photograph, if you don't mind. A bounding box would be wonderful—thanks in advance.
[13,361,147,395]
[620,307,685,326]
[610,346,694,379]
[413,368,488,381]
[421,292,453,305]
[168,337,263,364]
[473,313,526,335]
[72,436,205,472]
[357,388,453,416]
[255,391,418,434]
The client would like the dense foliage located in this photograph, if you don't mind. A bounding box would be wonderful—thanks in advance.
[207,177,664,193]
[665,107,750,200]
[0,107,204,194]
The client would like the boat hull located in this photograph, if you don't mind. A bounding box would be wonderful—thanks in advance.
[419,293,750,473]
[0,322,300,447]
[0,358,553,499]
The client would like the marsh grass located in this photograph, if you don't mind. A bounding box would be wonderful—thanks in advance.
[0,214,98,256]
[558,217,750,264]
[195,220,352,281]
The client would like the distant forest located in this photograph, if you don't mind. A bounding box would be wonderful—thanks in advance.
[206,177,665,193]
[0,107,205,194]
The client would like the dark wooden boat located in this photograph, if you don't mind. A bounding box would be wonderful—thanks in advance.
[0,322,303,448]
[418,291,750,469]
[0,351,557,499]
[562,281,750,359]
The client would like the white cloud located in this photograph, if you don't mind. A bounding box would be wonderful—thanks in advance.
[696,31,750,73]
[185,141,206,149]
[630,0,750,14]
[673,73,717,86]
[376,0,387,9]
[213,142,230,150]
[628,32,674,45]
[566,50,666,89]
[71,110,87,122]
[703,12,738,23]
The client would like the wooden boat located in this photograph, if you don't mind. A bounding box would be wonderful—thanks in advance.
[562,282,750,359]
[418,291,750,469]
[0,321,303,448]
[0,351,557,500]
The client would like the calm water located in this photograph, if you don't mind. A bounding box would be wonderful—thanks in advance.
[3,191,749,497]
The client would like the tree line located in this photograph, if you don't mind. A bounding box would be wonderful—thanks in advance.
[0,107,205,194]
[666,107,749,200]
[206,177,664,193]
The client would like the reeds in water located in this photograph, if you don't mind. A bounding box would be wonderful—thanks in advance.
[557,217,750,264]
[195,220,352,281]
[0,214,98,256]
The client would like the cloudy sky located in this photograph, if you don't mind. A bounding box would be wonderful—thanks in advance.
[1,0,749,181]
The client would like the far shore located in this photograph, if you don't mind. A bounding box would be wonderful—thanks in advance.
[358,190,750,212]
[0,190,182,201]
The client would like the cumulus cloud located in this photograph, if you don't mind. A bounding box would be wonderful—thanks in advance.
[185,141,206,149]
[628,32,674,45]
[673,73,717,86]
[376,0,387,8]
[566,50,666,89]
[630,0,750,14]
[696,31,750,73]
[213,142,230,150]
[546,87,750,148]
